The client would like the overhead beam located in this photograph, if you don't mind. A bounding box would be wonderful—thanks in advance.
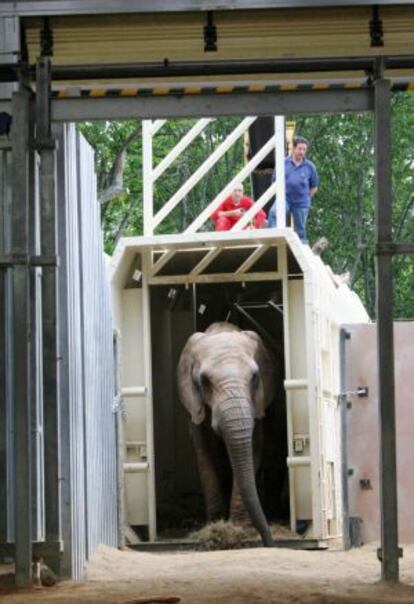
[51,89,373,122]
[3,55,414,84]
[2,1,414,17]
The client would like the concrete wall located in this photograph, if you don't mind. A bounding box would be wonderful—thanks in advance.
[345,322,414,543]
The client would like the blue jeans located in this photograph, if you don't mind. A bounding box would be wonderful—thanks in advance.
[268,200,310,243]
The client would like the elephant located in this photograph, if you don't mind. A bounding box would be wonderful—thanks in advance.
[177,321,279,547]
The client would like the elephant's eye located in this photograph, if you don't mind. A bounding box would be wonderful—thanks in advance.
[251,370,260,389]
[200,372,211,389]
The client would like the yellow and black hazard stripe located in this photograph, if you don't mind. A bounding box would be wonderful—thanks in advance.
[51,81,414,98]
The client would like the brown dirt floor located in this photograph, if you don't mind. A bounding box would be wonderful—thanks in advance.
[2,543,414,604]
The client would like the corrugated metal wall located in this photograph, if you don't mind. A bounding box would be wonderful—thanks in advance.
[57,124,118,579]
[0,124,118,580]
[77,131,119,559]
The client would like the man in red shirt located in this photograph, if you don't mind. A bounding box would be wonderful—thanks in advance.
[210,183,267,231]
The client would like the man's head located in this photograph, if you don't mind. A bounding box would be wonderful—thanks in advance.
[231,183,244,205]
[292,136,309,163]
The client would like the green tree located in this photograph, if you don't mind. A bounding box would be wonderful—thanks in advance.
[79,93,414,319]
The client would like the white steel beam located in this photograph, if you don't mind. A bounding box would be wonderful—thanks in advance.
[231,181,278,231]
[287,456,311,467]
[151,248,177,276]
[149,271,280,285]
[284,379,309,390]
[121,386,147,397]
[150,119,166,136]
[275,115,286,228]
[142,120,153,236]
[279,243,297,533]
[124,462,149,474]
[141,252,157,541]
[153,116,257,228]
[190,246,221,275]
[185,133,276,234]
[235,244,271,274]
[152,118,213,182]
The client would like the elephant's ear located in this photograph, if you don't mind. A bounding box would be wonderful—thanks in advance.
[177,332,206,425]
[244,330,276,419]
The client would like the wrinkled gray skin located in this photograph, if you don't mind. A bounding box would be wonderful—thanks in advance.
[177,322,275,547]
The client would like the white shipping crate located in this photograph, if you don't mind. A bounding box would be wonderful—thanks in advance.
[110,228,369,543]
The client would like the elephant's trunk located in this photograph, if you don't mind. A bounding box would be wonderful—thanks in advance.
[217,398,273,547]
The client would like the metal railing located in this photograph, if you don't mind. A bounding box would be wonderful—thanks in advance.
[142,115,286,236]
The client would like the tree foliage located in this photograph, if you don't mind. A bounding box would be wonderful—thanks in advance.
[78,92,414,319]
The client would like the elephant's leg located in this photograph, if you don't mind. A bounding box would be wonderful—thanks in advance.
[190,421,226,521]
[229,420,263,526]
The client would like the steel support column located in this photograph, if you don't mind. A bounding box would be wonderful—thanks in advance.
[374,77,400,582]
[11,86,32,587]
[0,142,11,546]
[36,56,61,574]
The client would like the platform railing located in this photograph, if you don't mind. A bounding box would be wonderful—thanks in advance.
[142,115,286,236]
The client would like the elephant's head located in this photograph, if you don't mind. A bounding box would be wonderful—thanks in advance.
[177,322,275,546]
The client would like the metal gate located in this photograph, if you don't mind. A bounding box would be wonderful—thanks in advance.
[0,124,119,580]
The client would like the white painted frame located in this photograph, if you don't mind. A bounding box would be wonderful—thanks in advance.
[142,115,286,236]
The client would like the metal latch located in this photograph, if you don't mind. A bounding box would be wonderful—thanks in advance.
[293,434,309,454]
[342,386,369,398]
[339,386,369,408]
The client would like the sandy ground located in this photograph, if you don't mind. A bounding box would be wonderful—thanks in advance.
[2,543,414,603]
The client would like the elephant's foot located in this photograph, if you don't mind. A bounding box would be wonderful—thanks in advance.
[205,492,226,523]
[229,486,253,528]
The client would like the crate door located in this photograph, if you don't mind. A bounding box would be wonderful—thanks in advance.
[121,285,156,540]
[316,313,342,540]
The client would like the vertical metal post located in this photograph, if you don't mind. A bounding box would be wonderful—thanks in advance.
[339,328,351,550]
[0,143,11,545]
[142,120,153,236]
[11,87,32,587]
[274,115,286,228]
[374,77,400,582]
[141,252,157,540]
[36,56,61,572]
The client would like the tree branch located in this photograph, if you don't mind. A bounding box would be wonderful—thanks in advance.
[98,124,141,205]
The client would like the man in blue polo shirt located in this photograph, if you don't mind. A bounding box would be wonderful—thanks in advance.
[268,136,319,243]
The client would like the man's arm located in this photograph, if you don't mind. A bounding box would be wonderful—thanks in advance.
[309,162,319,199]
[219,208,244,217]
